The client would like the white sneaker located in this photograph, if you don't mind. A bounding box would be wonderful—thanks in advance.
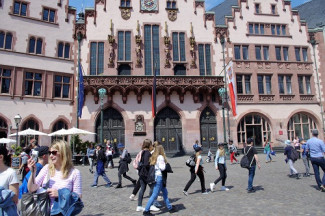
[136,206,144,212]
[221,186,229,191]
[210,183,215,192]
[150,205,160,212]
[129,194,137,201]
[157,195,163,201]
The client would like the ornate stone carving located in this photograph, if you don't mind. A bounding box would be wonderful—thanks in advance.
[265,62,271,69]
[259,95,275,101]
[297,63,303,70]
[257,62,263,69]
[135,21,142,68]
[300,95,314,101]
[236,62,242,68]
[244,62,250,68]
[107,19,115,68]
[164,36,171,68]
[121,8,131,20]
[304,64,310,70]
[285,63,290,69]
[204,13,214,27]
[189,22,196,68]
[134,115,146,135]
[167,9,177,21]
[83,76,224,104]
[280,95,295,101]
[277,63,284,69]
[237,95,254,102]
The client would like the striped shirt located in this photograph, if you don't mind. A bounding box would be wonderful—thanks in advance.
[35,164,82,207]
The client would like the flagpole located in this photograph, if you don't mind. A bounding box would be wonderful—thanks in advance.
[77,32,82,128]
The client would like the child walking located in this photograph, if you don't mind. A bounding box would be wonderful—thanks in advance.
[210,143,229,192]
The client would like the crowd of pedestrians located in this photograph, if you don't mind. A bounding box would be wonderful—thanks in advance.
[0,129,324,215]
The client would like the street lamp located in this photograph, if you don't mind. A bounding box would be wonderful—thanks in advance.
[14,114,22,151]
[98,88,106,145]
[218,87,227,143]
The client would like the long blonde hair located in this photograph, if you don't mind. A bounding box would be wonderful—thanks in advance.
[150,145,167,165]
[48,140,74,179]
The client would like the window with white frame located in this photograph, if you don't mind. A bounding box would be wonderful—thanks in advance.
[24,72,42,96]
[236,75,251,94]
[287,113,316,140]
[278,75,292,94]
[258,75,272,94]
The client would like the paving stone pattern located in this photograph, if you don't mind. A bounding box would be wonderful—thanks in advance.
[78,154,324,216]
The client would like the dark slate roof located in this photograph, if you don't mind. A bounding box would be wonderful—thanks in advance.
[294,0,325,29]
[209,0,238,25]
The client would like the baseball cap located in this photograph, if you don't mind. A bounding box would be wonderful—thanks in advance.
[312,129,318,136]
[246,138,253,144]
[34,146,49,157]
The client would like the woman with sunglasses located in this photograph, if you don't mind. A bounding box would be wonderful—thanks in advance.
[27,140,82,208]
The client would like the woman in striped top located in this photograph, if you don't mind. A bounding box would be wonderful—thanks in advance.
[27,140,82,208]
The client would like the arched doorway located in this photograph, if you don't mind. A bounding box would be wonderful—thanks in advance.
[96,107,125,147]
[287,112,317,140]
[0,117,8,138]
[154,107,182,153]
[22,119,40,147]
[200,107,217,149]
[237,113,271,146]
[51,120,68,142]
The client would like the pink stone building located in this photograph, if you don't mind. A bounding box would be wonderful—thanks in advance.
[0,0,76,146]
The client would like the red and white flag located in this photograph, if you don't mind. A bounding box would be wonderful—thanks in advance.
[226,61,237,116]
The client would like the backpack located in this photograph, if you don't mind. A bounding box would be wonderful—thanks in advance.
[126,153,132,164]
[133,150,143,169]
[240,146,254,168]
[186,154,196,167]
[289,147,299,161]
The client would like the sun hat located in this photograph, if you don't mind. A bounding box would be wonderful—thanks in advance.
[285,140,291,145]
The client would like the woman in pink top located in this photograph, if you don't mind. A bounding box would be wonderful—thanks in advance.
[27,140,82,207]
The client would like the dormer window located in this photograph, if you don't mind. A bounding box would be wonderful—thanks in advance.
[167,0,177,9]
[120,0,131,7]
[255,3,260,14]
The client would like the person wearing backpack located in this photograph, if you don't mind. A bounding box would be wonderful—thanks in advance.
[284,140,300,179]
[210,143,229,192]
[306,129,325,192]
[183,145,208,195]
[242,138,261,193]
[115,143,137,189]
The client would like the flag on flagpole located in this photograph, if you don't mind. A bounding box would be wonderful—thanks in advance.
[151,68,157,118]
[226,61,237,116]
[78,62,84,118]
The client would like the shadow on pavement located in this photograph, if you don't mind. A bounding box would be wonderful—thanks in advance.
[309,185,320,191]
[254,185,264,191]
[155,203,186,215]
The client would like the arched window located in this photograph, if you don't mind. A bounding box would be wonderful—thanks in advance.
[5,33,12,50]
[58,42,64,57]
[0,117,8,138]
[118,64,131,75]
[36,38,42,54]
[287,113,317,140]
[0,32,5,48]
[21,119,40,147]
[237,113,271,146]
[29,37,35,53]
[174,64,186,75]
[51,120,68,141]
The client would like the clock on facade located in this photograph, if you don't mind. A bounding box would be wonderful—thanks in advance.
[140,0,158,12]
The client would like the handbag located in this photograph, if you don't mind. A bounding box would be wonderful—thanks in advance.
[21,170,51,216]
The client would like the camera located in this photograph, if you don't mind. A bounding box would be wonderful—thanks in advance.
[32,150,39,162]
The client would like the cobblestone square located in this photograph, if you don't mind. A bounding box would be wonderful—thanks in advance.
[78,154,324,216]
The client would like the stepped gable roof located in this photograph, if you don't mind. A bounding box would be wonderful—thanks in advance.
[294,0,325,29]
[209,0,238,25]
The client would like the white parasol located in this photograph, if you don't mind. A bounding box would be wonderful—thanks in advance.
[48,128,68,136]
[0,138,17,144]
[9,128,48,136]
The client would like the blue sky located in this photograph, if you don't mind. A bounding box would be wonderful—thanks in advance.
[69,0,311,13]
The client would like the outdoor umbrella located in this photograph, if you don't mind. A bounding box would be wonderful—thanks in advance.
[48,128,68,136]
[0,138,16,144]
[9,128,48,136]
[57,127,96,154]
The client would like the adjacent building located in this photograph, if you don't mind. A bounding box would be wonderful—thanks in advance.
[0,0,76,145]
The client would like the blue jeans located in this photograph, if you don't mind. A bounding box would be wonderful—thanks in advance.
[248,166,256,190]
[144,176,172,212]
[93,171,112,185]
[266,150,272,162]
[310,157,325,188]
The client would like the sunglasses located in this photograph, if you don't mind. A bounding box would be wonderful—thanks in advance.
[48,151,58,156]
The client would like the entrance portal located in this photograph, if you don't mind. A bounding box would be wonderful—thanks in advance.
[154,107,182,153]
[200,107,218,150]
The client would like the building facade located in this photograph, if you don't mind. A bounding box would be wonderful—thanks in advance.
[211,0,323,147]
[76,0,226,153]
[0,0,76,145]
